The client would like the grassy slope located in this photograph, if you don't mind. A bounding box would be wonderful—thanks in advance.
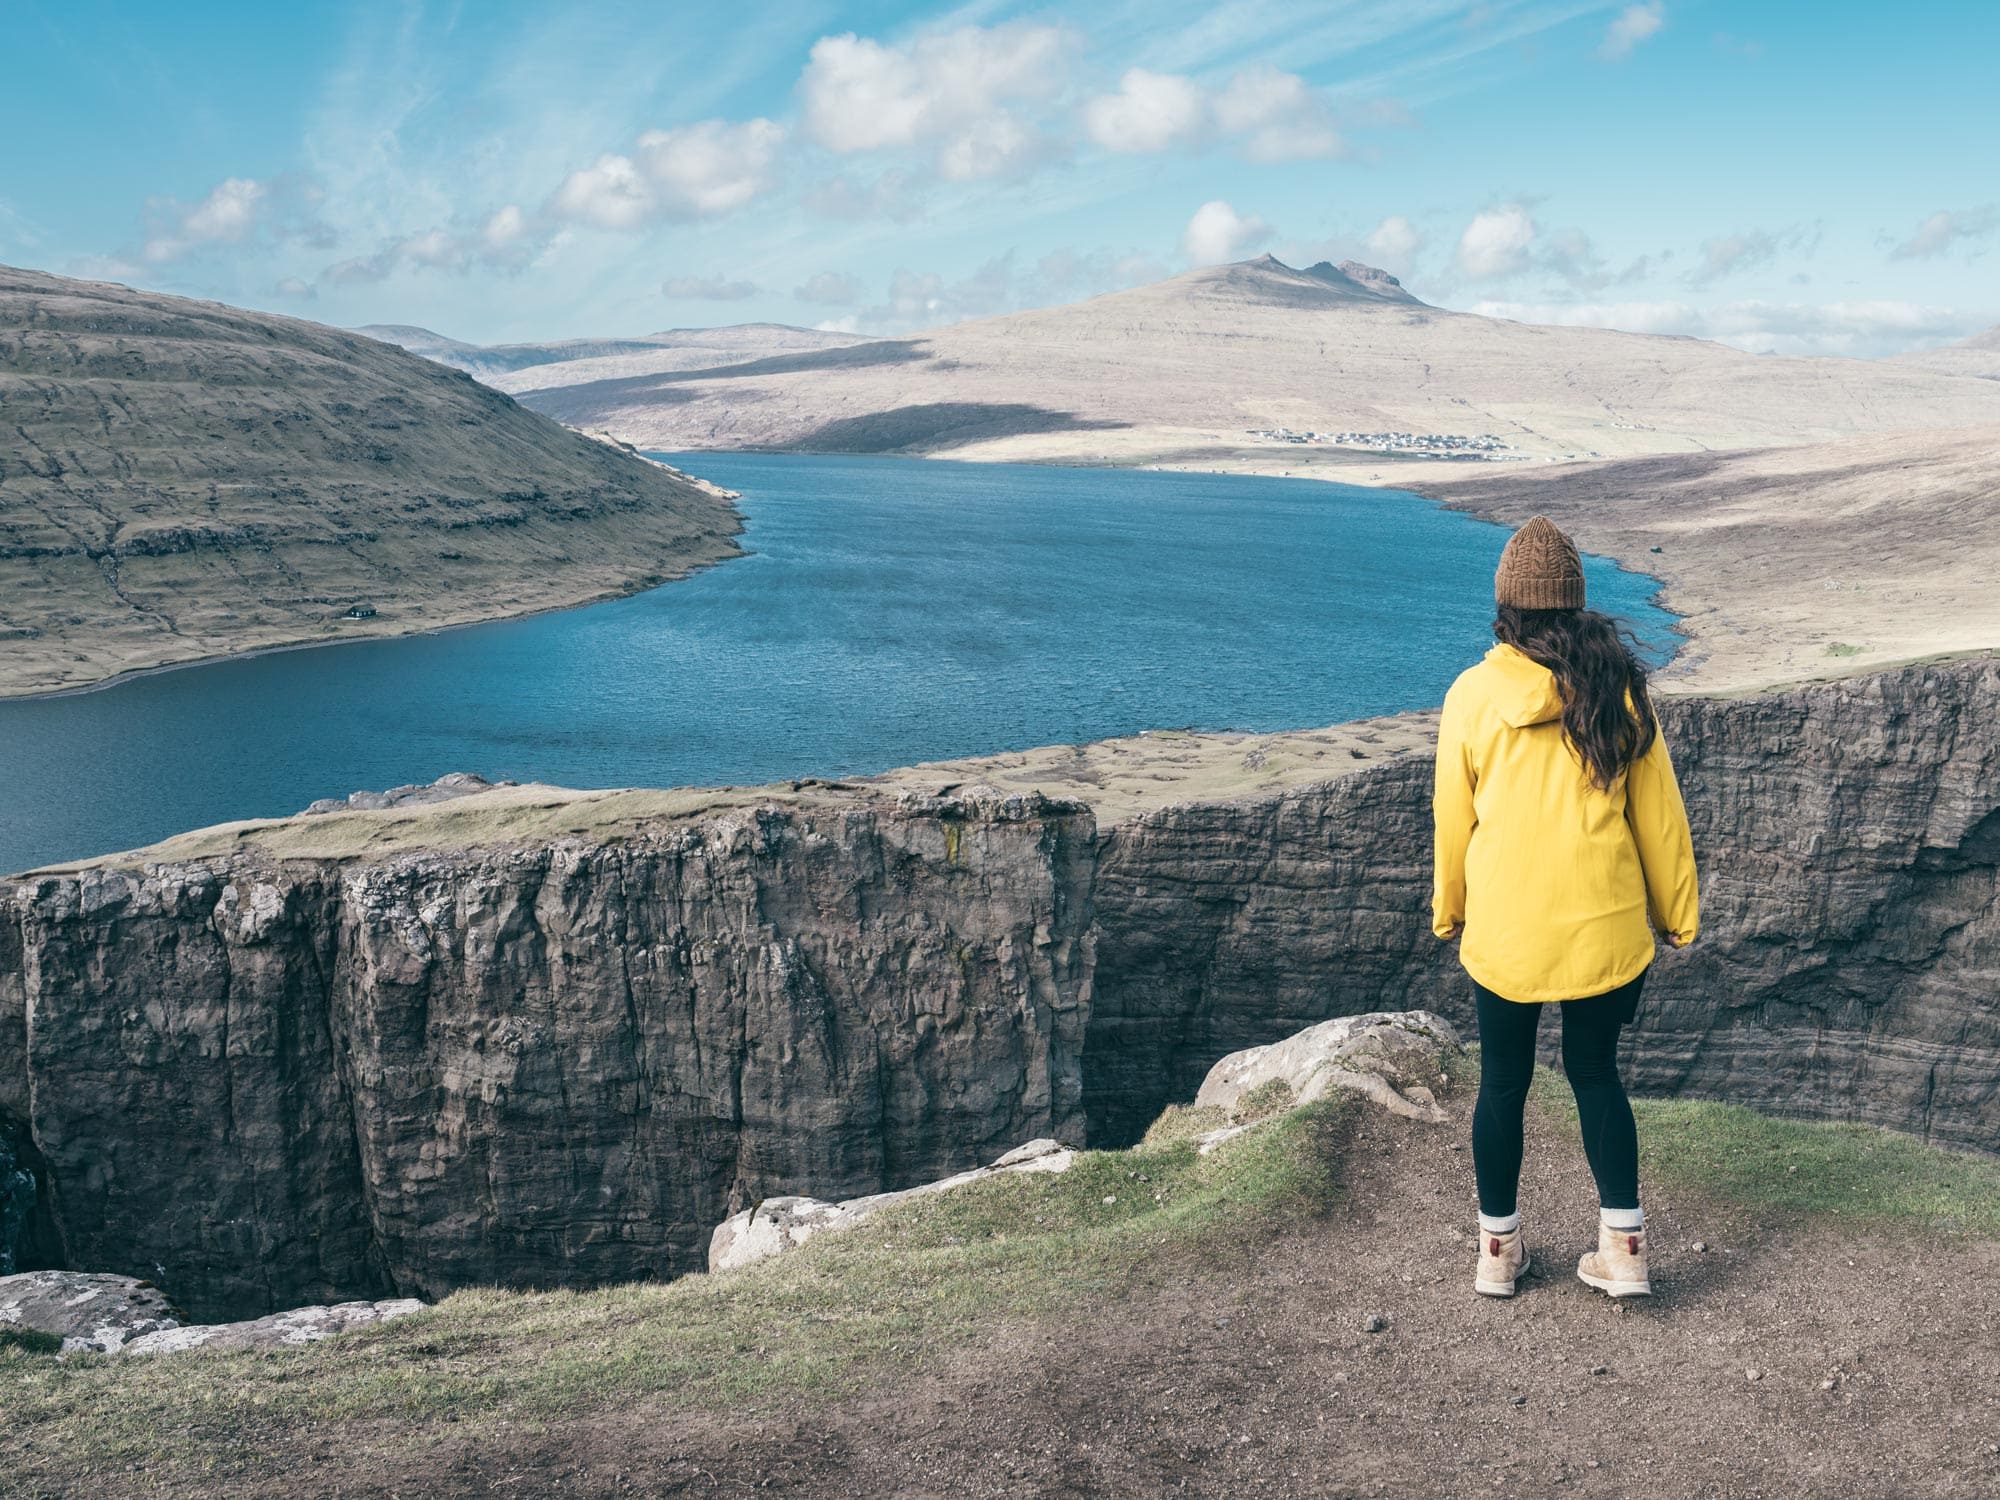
[6,1058,2000,1491]
[0,265,743,697]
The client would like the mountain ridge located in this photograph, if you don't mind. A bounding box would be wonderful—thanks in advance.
[0,264,742,696]
[510,255,2000,464]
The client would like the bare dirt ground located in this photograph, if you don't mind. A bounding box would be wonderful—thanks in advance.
[187,1100,2000,1500]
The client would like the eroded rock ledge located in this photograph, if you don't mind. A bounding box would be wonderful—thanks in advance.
[2,660,1996,1320]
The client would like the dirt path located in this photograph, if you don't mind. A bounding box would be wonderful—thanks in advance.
[211,1100,2000,1500]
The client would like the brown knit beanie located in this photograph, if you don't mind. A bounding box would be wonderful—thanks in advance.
[1494,515,1585,610]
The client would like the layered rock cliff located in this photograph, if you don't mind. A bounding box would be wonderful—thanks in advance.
[1086,658,2000,1147]
[3,659,1996,1318]
[0,790,1094,1319]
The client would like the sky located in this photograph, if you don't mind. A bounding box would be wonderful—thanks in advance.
[4,0,1996,356]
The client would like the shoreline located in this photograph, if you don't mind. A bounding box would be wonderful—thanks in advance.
[0,533,747,705]
[2,449,1688,705]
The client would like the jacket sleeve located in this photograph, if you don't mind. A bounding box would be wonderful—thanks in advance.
[1625,724,1700,943]
[1431,686,1476,938]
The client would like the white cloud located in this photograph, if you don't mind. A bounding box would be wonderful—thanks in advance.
[481,204,527,251]
[1211,65,1345,163]
[1084,68,1208,153]
[316,203,547,285]
[1600,2,1666,61]
[636,118,786,215]
[798,24,1073,180]
[1081,64,1346,163]
[814,315,863,334]
[274,276,316,301]
[1455,203,1538,279]
[1365,214,1424,271]
[1182,199,1270,266]
[1467,296,1983,357]
[400,228,468,271]
[143,177,268,263]
[1890,205,1999,260]
[795,271,863,305]
[663,274,760,300]
[550,154,652,230]
[550,118,785,228]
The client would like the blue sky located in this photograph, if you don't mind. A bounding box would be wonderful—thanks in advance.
[4,0,1995,354]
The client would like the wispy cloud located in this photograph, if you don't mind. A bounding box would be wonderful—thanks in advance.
[1686,225,1817,286]
[1599,2,1665,61]
[1468,295,1983,358]
[1890,205,1999,261]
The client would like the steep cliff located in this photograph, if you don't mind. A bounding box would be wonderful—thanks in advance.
[3,660,1997,1318]
[1086,658,2000,1148]
[0,789,1094,1319]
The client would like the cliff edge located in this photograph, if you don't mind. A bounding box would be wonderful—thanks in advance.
[3,659,1996,1319]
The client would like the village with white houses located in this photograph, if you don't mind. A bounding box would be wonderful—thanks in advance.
[1245,427,1521,458]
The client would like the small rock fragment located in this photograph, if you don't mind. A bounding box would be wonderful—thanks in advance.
[1363,1314,1388,1333]
[1590,1366,1609,1377]
[1746,1369,1762,1382]
[1692,1241,1708,1253]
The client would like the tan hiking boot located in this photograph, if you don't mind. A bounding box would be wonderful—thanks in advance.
[1577,1223,1652,1297]
[1475,1226,1531,1297]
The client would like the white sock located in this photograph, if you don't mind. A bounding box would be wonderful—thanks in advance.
[1600,1206,1644,1231]
[1478,1211,1521,1234]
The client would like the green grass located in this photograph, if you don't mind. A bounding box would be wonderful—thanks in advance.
[0,1097,1354,1486]
[1824,641,1866,657]
[1526,1066,2000,1236]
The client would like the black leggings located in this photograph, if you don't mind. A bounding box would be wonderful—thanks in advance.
[1471,971,1644,1216]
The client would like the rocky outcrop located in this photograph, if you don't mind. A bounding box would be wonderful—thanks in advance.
[302,772,513,816]
[0,1269,420,1355]
[1192,1012,1459,1127]
[0,788,1094,1320]
[120,1296,423,1357]
[3,660,1998,1319]
[0,1271,182,1354]
[709,1138,1079,1274]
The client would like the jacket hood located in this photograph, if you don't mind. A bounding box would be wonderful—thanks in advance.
[1482,643,1565,728]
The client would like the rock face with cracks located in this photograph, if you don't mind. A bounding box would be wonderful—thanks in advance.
[2,661,1998,1317]
[0,788,1095,1320]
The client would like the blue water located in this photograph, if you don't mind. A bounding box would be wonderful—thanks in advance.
[0,454,1675,873]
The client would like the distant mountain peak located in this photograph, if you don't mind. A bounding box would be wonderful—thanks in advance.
[1206,254,1426,308]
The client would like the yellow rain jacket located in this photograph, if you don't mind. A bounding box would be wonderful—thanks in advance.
[1432,643,1699,1003]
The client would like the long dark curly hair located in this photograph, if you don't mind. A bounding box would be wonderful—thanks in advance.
[1494,605,1657,790]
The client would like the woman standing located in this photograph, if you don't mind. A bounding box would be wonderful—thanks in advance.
[1432,516,1699,1300]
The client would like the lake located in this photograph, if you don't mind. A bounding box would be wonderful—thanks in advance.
[0,454,1675,873]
